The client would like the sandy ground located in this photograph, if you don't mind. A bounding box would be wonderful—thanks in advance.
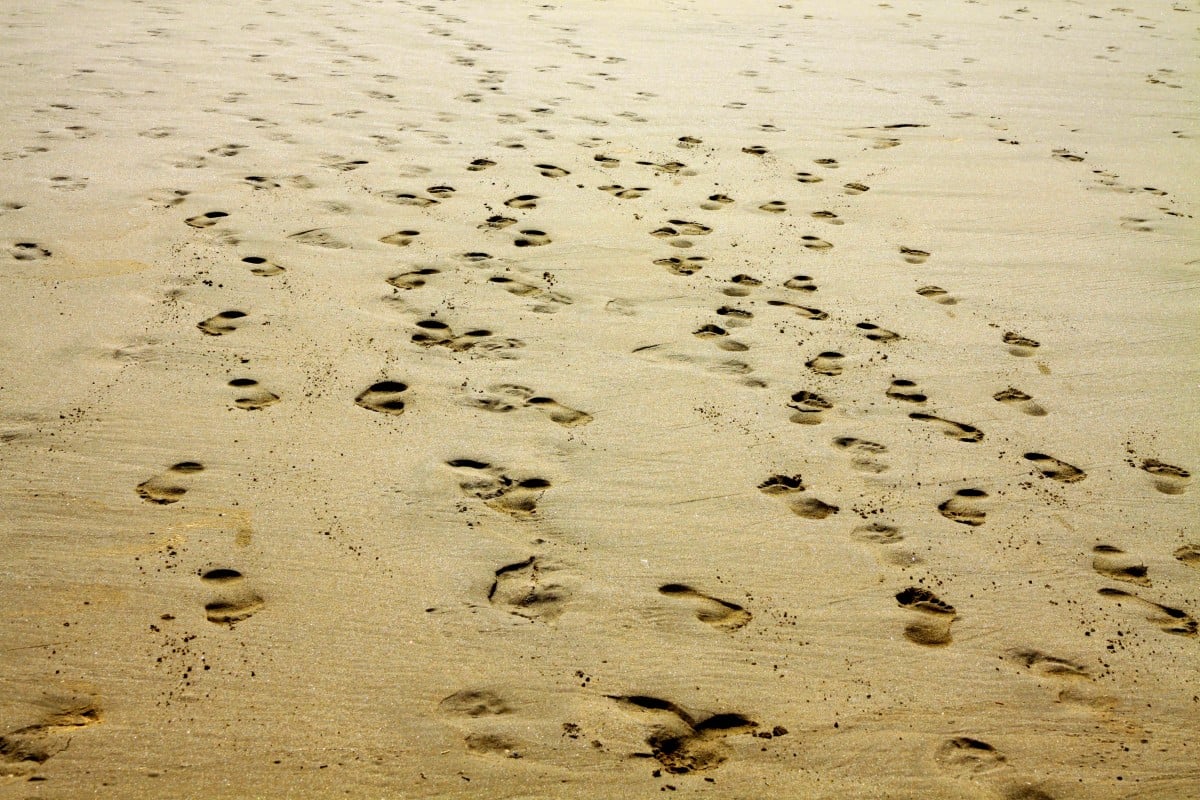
[1,0,1198,798]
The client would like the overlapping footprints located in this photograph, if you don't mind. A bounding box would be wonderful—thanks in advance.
[136,461,204,504]
[411,317,523,356]
[466,383,592,427]
[447,459,551,519]
[605,695,759,775]
[488,556,570,621]
[200,567,264,626]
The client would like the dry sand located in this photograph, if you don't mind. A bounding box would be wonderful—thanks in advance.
[2,0,1198,797]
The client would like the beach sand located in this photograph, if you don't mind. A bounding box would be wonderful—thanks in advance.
[1,1,1197,797]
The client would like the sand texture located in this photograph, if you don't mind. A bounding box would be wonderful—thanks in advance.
[2,0,1198,797]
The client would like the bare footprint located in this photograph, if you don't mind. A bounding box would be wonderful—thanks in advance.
[832,437,889,473]
[788,390,832,425]
[388,267,439,289]
[938,489,987,526]
[934,737,1006,775]
[909,412,983,442]
[228,378,279,410]
[240,256,284,276]
[200,567,264,626]
[658,584,751,631]
[806,351,844,376]
[757,474,838,519]
[380,229,421,246]
[1004,648,1091,681]
[886,379,927,403]
[1003,331,1040,357]
[784,274,817,292]
[0,697,102,777]
[856,321,900,341]
[448,459,550,519]
[1174,544,1200,569]
[288,228,349,249]
[899,246,929,264]
[1097,587,1196,637]
[994,388,1046,417]
[488,556,570,620]
[896,587,956,646]
[185,211,229,229]
[439,689,511,717]
[355,380,408,415]
[197,310,247,336]
[767,300,828,320]
[605,695,759,775]
[137,461,204,504]
[1024,452,1084,482]
[916,285,957,305]
[1139,459,1190,495]
[1091,545,1149,586]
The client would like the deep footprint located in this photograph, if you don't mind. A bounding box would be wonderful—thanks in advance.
[355,380,408,415]
[938,489,988,526]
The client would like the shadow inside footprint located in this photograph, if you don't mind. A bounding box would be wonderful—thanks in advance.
[355,380,408,415]
[659,584,751,631]
[1024,452,1085,482]
[1139,459,1190,495]
[1097,587,1196,636]
[910,413,982,442]
[200,567,263,626]
[896,587,956,646]
[137,461,204,504]
[228,378,279,410]
[938,489,987,526]
[197,310,247,336]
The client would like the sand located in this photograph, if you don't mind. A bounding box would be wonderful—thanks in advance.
[1,0,1198,797]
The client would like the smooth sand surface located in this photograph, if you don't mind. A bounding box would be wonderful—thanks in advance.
[2,1,1198,797]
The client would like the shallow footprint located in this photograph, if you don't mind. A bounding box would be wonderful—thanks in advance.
[1091,545,1149,586]
[1003,331,1040,357]
[938,489,988,526]
[910,413,982,442]
[1024,452,1085,482]
[1097,587,1196,636]
[1004,648,1091,681]
[933,737,1006,775]
[832,437,889,473]
[228,378,279,410]
[916,285,956,305]
[526,396,592,427]
[1139,459,1190,495]
[200,567,264,626]
[448,459,550,519]
[388,268,439,289]
[489,556,569,620]
[994,387,1046,417]
[198,310,247,336]
[856,322,900,342]
[899,246,929,264]
[895,587,956,646]
[137,461,204,504]
[355,380,408,415]
[658,584,751,631]
[757,474,837,519]
[886,379,927,403]
[240,256,284,276]
[380,229,421,246]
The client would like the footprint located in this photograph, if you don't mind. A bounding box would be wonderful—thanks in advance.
[852,522,904,545]
[1004,648,1091,680]
[938,489,988,526]
[742,145,768,155]
[656,255,708,275]
[200,567,264,626]
[354,380,408,415]
[933,737,1006,775]
[526,396,592,427]
[240,256,284,276]
[606,695,758,775]
[535,164,570,177]
[886,379,927,403]
[801,235,833,250]
[757,474,838,519]
[488,275,572,309]
[504,194,539,209]
[788,390,832,424]
[228,378,279,410]
[811,210,843,225]
[439,689,511,717]
[1024,452,1084,482]
[1139,459,1190,495]
[513,229,551,247]
[795,172,823,183]
[856,322,900,342]
[467,158,496,171]
[722,274,762,297]
[759,200,787,213]
[599,184,648,199]
[595,154,621,166]
[1052,149,1084,163]
[197,310,247,336]
[767,300,828,320]
[448,459,550,519]
[0,698,102,777]
[700,193,734,210]
[895,587,956,646]
[1091,545,1149,586]
[380,229,421,246]
[783,275,817,292]
[1097,588,1197,637]
[899,246,929,264]
[843,182,870,195]
[7,242,51,261]
[388,267,439,289]
[916,285,957,305]
[288,228,349,249]
[488,556,570,620]
[136,461,204,504]
[1173,544,1200,569]
[832,437,889,473]
[1002,331,1040,356]
[806,352,844,376]
[909,413,983,442]
[993,387,1046,417]
[185,211,229,229]
[379,190,438,207]
[658,584,750,631]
